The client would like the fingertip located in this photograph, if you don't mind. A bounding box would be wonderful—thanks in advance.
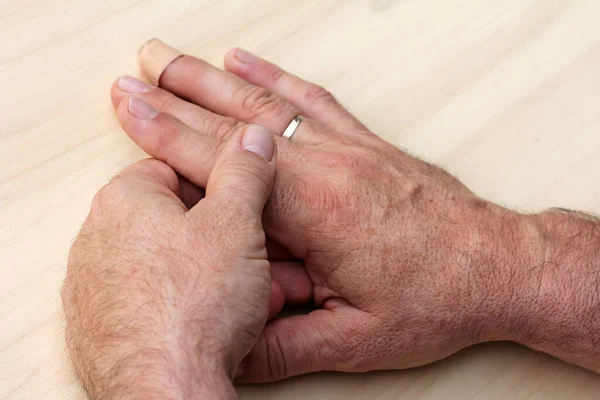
[115,95,159,146]
[223,49,243,76]
[111,76,153,111]
[110,78,125,110]
[224,47,260,77]
[271,262,314,305]
[290,281,313,305]
[205,125,277,211]
[138,38,183,85]
[116,93,131,122]
[215,124,277,164]
[269,281,285,320]
[116,94,142,125]
[224,47,239,64]
[241,125,276,162]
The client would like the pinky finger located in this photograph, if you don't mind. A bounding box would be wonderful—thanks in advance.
[224,48,366,133]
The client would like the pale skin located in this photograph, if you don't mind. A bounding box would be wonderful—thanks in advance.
[62,39,600,398]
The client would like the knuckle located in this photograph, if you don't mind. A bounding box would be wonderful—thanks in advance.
[236,85,285,117]
[220,159,270,197]
[297,177,348,219]
[304,84,335,104]
[314,151,363,184]
[264,331,288,380]
[211,117,245,141]
[214,136,227,160]
[90,182,120,212]
[148,120,180,159]
[130,159,177,188]
[401,180,424,203]
[90,162,158,213]
[324,151,360,169]
[270,66,285,84]
[154,92,180,114]
[127,158,166,174]
[342,148,382,179]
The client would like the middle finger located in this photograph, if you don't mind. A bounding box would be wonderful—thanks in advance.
[138,39,302,137]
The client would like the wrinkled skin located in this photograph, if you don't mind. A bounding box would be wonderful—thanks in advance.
[62,129,281,398]
[109,45,553,383]
[64,40,600,400]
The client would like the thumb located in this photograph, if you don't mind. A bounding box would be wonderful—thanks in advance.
[204,124,276,213]
[235,309,356,382]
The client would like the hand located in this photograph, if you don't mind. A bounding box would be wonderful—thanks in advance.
[62,127,280,398]
[111,40,600,381]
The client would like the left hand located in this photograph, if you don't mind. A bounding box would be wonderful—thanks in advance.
[62,126,279,398]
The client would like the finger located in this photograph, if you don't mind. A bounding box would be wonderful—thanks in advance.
[266,239,296,261]
[112,75,245,140]
[204,124,276,215]
[100,159,186,214]
[270,262,313,305]
[117,95,310,205]
[224,48,366,132]
[236,308,357,382]
[138,39,319,143]
[268,267,315,319]
[117,95,225,187]
[118,158,180,193]
[269,281,285,320]
[137,36,183,85]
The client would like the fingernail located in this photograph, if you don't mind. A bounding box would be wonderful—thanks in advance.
[138,38,183,85]
[235,48,260,64]
[118,75,152,93]
[128,96,158,120]
[242,125,275,161]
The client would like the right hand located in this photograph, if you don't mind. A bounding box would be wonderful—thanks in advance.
[110,41,584,381]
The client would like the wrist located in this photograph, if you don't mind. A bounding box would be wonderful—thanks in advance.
[92,347,236,400]
[75,324,238,400]
[510,211,600,360]
[459,205,549,345]
[65,263,241,398]
[473,208,600,354]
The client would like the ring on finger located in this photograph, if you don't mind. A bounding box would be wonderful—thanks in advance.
[281,116,303,140]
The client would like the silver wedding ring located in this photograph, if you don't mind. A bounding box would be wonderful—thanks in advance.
[282,116,303,140]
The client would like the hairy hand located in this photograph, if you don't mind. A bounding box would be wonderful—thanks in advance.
[111,40,600,382]
[62,127,280,398]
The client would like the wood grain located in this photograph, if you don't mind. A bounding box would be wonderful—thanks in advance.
[1,1,599,398]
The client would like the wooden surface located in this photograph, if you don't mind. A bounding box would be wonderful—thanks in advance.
[2,0,600,398]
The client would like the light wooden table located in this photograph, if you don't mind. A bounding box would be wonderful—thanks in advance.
[2,1,600,398]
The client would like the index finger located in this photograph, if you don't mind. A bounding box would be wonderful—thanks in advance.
[101,159,187,214]
[117,158,181,193]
